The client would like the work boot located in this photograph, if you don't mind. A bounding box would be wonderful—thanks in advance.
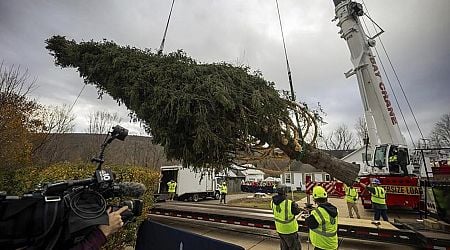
[371,221,381,226]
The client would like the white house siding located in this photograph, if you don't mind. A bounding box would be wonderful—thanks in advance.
[242,169,265,182]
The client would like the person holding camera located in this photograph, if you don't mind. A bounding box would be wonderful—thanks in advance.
[71,206,128,250]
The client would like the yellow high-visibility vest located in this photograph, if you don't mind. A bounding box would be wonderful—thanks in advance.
[371,186,386,205]
[309,207,338,250]
[345,186,358,203]
[167,181,177,193]
[271,199,298,234]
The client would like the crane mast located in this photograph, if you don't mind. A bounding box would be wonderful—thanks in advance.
[332,0,406,146]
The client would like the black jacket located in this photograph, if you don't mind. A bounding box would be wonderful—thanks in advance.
[271,194,301,215]
[305,202,338,229]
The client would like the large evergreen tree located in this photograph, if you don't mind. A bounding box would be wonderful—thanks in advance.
[46,36,359,184]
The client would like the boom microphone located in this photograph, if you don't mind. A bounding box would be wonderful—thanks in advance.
[115,182,147,198]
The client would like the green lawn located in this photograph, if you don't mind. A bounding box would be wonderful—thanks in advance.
[228,192,307,210]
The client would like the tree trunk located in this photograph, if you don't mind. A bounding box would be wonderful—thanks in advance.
[278,143,359,186]
[301,146,359,186]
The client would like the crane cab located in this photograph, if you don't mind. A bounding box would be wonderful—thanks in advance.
[373,144,410,175]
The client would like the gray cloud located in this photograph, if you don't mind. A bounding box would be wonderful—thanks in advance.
[0,0,449,142]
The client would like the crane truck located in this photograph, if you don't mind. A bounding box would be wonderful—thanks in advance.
[331,0,449,223]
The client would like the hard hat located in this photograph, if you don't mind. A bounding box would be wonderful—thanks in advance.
[312,186,327,199]
[276,184,288,195]
[371,178,381,185]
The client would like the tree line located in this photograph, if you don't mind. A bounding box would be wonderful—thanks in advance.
[0,63,169,170]
[319,114,449,150]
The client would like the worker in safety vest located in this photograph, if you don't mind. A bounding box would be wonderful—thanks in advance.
[271,184,301,250]
[361,178,388,221]
[388,147,399,173]
[220,182,228,204]
[388,154,397,163]
[345,180,360,219]
[167,179,177,201]
[305,186,338,250]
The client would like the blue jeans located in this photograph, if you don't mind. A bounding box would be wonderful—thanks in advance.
[374,209,388,221]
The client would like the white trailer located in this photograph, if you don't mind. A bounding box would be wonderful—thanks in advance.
[158,165,220,202]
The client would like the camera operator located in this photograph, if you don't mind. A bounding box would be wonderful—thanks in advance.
[71,206,128,250]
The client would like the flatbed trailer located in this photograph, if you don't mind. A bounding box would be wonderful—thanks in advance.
[150,202,450,249]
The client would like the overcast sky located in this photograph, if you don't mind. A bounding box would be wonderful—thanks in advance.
[0,0,449,146]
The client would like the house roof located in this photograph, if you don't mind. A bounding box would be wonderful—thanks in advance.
[341,145,373,161]
[229,164,246,171]
[285,161,321,173]
[325,149,356,159]
[226,169,238,177]
[217,168,245,178]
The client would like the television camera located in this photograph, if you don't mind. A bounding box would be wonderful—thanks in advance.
[0,125,146,249]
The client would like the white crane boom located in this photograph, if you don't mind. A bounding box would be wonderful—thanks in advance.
[332,0,406,146]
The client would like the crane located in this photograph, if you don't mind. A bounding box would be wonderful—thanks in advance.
[332,0,412,176]
[330,0,429,210]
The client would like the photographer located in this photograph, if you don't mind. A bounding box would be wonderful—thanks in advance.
[1,125,146,250]
[71,206,128,250]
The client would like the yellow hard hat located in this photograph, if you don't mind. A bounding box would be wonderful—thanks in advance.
[312,186,327,199]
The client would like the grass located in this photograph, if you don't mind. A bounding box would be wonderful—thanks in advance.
[228,192,307,210]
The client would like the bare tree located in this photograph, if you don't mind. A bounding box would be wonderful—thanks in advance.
[430,113,450,147]
[354,116,368,147]
[32,104,76,165]
[87,111,122,134]
[83,111,122,162]
[0,63,40,169]
[322,124,357,150]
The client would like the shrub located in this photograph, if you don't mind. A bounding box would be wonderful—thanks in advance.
[1,163,159,249]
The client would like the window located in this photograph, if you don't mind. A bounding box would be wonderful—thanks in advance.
[374,145,387,168]
[325,174,331,181]
[285,173,291,184]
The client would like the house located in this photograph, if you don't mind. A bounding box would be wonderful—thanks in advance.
[241,168,265,182]
[217,164,246,193]
[341,145,374,175]
[280,161,332,191]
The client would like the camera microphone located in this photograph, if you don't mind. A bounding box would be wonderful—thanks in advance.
[115,182,146,198]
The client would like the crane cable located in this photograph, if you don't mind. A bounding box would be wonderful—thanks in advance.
[361,14,415,147]
[71,0,176,114]
[158,0,176,54]
[361,0,424,147]
[68,84,86,114]
[275,0,305,150]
